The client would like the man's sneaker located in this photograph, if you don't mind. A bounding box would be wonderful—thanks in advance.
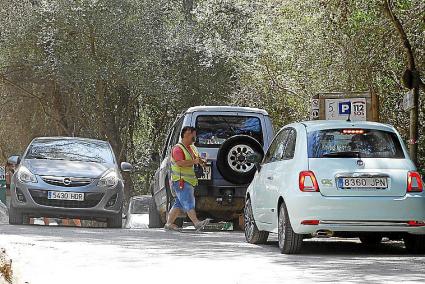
[195,219,211,232]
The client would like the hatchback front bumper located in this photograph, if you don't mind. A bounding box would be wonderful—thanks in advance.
[10,178,123,220]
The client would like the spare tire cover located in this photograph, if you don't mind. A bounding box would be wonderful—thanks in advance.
[216,135,264,185]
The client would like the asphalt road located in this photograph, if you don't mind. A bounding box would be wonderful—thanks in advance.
[0,223,424,284]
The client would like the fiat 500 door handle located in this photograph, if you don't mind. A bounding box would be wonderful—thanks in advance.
[266,176,273,180]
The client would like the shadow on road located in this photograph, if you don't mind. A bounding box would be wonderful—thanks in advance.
[1,224,424,283]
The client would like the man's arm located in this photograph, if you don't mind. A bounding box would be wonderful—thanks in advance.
[175,159,199,167]
[190,145,206,166]
[172,145,200,167]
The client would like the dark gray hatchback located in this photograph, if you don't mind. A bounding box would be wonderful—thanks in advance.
[7,137,133,228]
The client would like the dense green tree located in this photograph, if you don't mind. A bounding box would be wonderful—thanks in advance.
[1,0,424,197]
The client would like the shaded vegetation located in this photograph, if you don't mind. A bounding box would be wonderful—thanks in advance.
[0,0,424,196]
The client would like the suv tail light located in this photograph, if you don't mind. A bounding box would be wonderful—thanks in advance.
[407,171,423,192]
[299,171,319,192]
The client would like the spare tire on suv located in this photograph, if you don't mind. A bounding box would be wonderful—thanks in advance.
[216,135,264,185]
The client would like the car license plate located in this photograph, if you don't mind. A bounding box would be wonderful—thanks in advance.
[47,191,84,201]
[198,164,212,180]
[338,177,388,189]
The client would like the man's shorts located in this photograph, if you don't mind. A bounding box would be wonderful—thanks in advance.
[172,181,195,212]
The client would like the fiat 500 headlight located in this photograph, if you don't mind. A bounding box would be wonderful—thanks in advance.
[97,171,119,188]
[17,166,38,183]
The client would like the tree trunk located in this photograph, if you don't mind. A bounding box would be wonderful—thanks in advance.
[51,80,71,136]
[383,0,422,165]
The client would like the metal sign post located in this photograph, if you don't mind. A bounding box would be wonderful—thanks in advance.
[403,90,414,111]
[0,166,6,204]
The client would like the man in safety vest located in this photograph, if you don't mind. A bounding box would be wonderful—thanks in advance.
[165,126,210,231]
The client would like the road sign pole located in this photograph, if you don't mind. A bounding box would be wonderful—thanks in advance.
[409,71,420,165]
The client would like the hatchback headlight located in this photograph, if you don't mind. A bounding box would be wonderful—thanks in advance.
[17,166,38,183]
[97,171,119,188]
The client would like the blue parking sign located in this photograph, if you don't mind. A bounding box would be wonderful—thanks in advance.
[339,102,351,115]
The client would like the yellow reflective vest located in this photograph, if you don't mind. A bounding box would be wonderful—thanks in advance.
[170,143,199,187]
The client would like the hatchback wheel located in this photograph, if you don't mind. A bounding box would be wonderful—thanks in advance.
[404,234,425,254]
[8,203,27,225]
[107,209,123,228]
[278,202,303,254]
[244,198,268,244]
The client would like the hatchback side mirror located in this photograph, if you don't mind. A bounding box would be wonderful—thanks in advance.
[246,153,262,172]
[7,155,21,165]
[120,162,134,172]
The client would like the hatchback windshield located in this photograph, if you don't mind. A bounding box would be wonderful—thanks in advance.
[195,115,263,146]
[307,129,405,159]
[25,139,114,163]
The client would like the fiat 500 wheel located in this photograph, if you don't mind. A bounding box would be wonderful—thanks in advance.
[404,234,425,254]
[278,202,303,254]
[244,198,269,244]
[359,234,383,246]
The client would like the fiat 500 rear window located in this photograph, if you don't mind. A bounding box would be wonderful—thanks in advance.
[307,129,405,159]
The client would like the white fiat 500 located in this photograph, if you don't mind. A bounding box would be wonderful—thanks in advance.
[244,120,425,254]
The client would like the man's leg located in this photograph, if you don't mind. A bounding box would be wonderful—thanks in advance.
[43,217,49,225]
[166,207,183,227]
[165,181,183,228]
[186,209,200,225]
[73,219,81,227]
[180,182,203,227]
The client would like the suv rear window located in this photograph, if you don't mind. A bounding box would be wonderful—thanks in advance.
[195,115,263,146]
[307,129,405,159]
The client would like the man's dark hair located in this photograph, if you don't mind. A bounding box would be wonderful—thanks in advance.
[180,126,196,138]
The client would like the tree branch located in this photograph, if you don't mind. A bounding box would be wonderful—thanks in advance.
[420,80,425,93]
[383,0,416,71]
[0,73,43,100]
[0,73,70,134]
